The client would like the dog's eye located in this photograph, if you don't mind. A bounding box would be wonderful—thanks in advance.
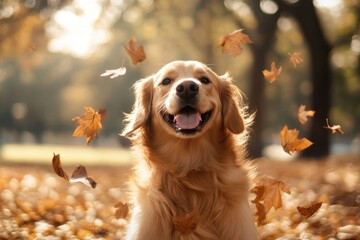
[200,77,210,84]
[162,78,172,85]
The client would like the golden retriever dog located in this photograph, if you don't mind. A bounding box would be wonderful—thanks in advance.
[121,60,258,240]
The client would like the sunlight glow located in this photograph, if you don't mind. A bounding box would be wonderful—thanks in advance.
[277,17,292,32]
[351,35,360,54]
[46,0,111,58]
[314,0,342,9]
[260,0,279,15]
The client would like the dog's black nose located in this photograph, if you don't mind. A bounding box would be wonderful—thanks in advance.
[176,81,199,99]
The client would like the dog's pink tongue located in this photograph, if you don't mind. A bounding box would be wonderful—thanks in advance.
[174,113,201,129]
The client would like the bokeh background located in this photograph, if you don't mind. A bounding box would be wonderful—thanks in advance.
[0,0,359,162]
[0,1,359,239]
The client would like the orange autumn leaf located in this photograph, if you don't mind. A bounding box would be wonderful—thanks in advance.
[253,201,266,225]
[323,118,344,134]
[123,37,146,65]
[289,51,304,68]
[263,61,282,83]
[297,202,322,220]
[251,186,267,225]
[218,29,253,57]
[252,177,291,213]
[251,177,291,225]
[297,105,316,124]
[114,201,129,219]
[173,210,201,235]
[280,125,313,155]
[72,107,106,145]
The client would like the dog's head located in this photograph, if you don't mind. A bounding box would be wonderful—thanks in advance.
[122,60,246,139]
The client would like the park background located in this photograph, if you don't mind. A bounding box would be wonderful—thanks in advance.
[0,0,359,239]
[0,0,359,160]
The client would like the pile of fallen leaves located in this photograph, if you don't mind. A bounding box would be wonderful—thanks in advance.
[255,156,360,240]
[0,164,130,240]
[1,156,359,239]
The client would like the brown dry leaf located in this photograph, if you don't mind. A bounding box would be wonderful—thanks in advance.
[70,165,97,189]
[52,154,97,189]
[173,210,201,235]
[253,177,291,212]
[297,105,316,124]
[323,118,344,134]
[251,185,267,225]
[251,177,291,225]
[218,29,253,57]
[253,201,266,225]
[263,61,282,83]
[289,51,304,68]
[297,202,322,220]
[72,107,106,145]
[123,37,146,65]
[100,67,127,79]
[280,125,313,155]
[114,202,129,219]
[52,153,69,181]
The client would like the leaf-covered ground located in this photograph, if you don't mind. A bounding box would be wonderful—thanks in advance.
[0,155,359,240]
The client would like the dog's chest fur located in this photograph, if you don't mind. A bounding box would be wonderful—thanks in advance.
[158,166,249,216]
[131,149,251,239]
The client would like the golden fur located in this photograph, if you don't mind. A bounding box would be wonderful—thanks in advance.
[122,61,258,240]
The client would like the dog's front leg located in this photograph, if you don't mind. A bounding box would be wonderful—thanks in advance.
[125,204,173,240]
[234,200,259,240]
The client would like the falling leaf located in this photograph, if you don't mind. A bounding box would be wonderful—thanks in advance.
[100,67,127,79]
[52,153,69,181]
[123,37,146,65]
[114,201,129,219]
[280,125,313,155]
[289,51,304,68]
[251,185,267,225]
[323,118,344,134]
[252,177,291,213]
[173,210,201,235]
[251,177,291,225]
[69,165,97,189]
[297,105,316,124]
[263,61,282,83]
[253,201,266,225]
[297,202,322,220]
[51,154,97,189]
[218,29,253,57]
[72,107,106,145]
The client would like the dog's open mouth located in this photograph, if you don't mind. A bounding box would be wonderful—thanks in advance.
[162,106,212,134]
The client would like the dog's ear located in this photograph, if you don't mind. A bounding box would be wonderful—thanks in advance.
[121,76,153,138]
[220,73,245,134]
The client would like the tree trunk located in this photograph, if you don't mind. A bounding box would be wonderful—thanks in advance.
[238,0,331,158]
[246,1,280,158]
[277,0,332,157]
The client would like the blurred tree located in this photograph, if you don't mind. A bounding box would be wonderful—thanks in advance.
[0,0,71,58]
[275,0,332,157]
[227,0,332,157]
[242,0,281,158]
[0,0,358,151]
